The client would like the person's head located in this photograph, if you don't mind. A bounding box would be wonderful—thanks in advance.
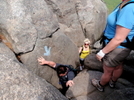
[57,65,67,76]
[83,38,90,47]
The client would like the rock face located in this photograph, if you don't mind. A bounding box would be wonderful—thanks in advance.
[122,51,134,83]
[0,0,107,89]
[1,0,134,99]
[66,70,134,100]
[0,0,58,54]
[45,0,107,45]
[84,53,103,71]
[0,42,68,100]
[0,0,108,99]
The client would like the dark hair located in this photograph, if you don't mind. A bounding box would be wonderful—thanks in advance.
[57,65,67,75]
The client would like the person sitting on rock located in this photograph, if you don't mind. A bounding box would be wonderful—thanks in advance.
[37,57,76,95]
[79,38,91,70]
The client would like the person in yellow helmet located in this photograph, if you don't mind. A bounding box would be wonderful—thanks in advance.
[79,38,91,70]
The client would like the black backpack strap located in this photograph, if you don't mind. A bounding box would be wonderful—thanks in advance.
[116,1,134,20]
[120,37,130,48]
[120,36,134,50]
[122,1,134,8]
[65,65,76,71]
[100,35,112,47]
[101,1,134,48]
[65,65,78,75]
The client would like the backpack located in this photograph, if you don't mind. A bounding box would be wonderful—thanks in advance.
[100,1,134,50]
[65,65,78,75]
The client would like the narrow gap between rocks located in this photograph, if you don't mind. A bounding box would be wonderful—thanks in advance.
[0,33,22,63]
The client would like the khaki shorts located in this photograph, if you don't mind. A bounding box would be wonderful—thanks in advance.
[102,48,131,67]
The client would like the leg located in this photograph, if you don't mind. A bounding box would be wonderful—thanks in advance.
[80,58,84,66]
[91,48,130,91]
[111,64,123,82]
[100,64,115,86]
[79,58,84,70]
[91,63,115,92]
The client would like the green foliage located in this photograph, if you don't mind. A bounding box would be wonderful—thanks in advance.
[103,0,121,13]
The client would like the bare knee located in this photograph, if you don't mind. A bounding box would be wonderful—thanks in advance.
[103,64,114,74]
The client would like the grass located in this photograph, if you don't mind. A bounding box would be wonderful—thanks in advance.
[103,0,121,13]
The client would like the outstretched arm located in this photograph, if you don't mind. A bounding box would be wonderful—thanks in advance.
[37,56,56,68]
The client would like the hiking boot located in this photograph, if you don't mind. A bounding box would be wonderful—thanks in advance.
[91,79,104,92]
[109,80,116,88]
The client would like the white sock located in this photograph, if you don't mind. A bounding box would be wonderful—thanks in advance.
[80,66,83,70]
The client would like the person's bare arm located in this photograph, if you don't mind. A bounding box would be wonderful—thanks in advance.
[66,70,75,87]
[97,25,131,61]
[37,57,56,68]
[79,47,82,54]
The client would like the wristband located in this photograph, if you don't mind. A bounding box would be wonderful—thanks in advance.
[97,50,105,58]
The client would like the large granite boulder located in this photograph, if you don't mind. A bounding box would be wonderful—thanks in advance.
[20,30,79,88]
[66,70,134,100]
[0,0,80,88]
[122,51,134,83]
[0,0,107,89]
[1,0,134,99]
[84,53,103,71]
[0,42,68,100]
[0,0,58,54]
[45,0,107,45]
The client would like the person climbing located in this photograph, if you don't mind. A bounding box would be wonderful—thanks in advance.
[79,38,91,70]
[37,57,76,95]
